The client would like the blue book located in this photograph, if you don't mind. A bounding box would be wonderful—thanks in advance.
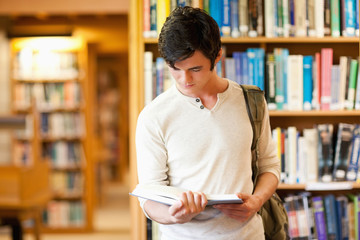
[233,52,242,84]
[288,0,295,36]
[247,48,256,86]
[210,0,223,33]
[345,0,356,36]
[335,196,349,240]
[230,0,240,37]
[281,49,289,109]
[312,196,328,240]
[256,48,265,91]
[240,52,249,85]
[177,0,187,7]
[150,0,157,37]
[356,0,359,36]
[274,48,284,110]
[347,125,360,181]
[324,194,339,239]
[221,0,231,37]
[303,56,313,111]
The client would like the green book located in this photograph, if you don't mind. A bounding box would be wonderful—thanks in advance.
[346,59,359,110]
[330,0,340,37]
[348,194,359,240]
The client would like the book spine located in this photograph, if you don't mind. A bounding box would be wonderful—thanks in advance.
[264,0,275,37]
[230,0,240,37]
[238,0,248,36]
[209,0,223,33]
[303,56,313,111]
[150,0,157,37]
[333,123,355,181]
[308,0,316,36]
[345,59,358,110]
[312,196,328,240]
[266,53,277,110]
[248,0,258,37]
[324,0,332,36]
[347,126,360,181]
[221,0,231,37]
[331,0,341,37]
[320,48,333,111]
[317,124,334,182]
[274,48,285,110]
[355,58,360,110]
[315,0,325,37]
[330,65,341,110]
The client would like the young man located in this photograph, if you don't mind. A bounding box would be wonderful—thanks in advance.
[136,6,280,240]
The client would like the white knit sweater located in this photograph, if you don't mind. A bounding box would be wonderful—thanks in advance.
[135,79,280,240]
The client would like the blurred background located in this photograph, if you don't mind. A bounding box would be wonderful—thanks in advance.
[0,0,131,239]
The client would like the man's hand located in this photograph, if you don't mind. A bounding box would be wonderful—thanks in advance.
[212,193,262,223]
[168,191,208,224]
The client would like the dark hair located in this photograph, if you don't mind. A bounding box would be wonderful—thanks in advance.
[158,6,221,71]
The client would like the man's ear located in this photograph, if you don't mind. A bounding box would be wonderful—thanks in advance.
[214,48,223,65]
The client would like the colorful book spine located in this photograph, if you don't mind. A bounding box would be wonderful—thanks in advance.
[230,0,240,37]
[312,196,327,240]
[345,0,356,36]
[331,0,341,37]
[323,194,338,239]
[303,56,313,110]
[238,0,248,36]
[333,123,355,181]
[320,48,333,111]
[266,53,277,110]
[221,0,231,36]
[345,59,358,110]
[317,124,334,182]
[347,125,360,181]
[209,0,222,32]
[150,0,157,37]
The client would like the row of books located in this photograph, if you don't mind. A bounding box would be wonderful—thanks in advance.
[145,48,360,111]
[219,47,360,111]
[143,0,360,38]
[144,52,174,105]
[284,192,359,240]
[14,82,82,111]
[42,200,85,228]
[42,141,84,169]
[274,123,360,184]
[51,171,84,197]
[12,141,32,167]
[13,49,79,80]
[40,112,85,139]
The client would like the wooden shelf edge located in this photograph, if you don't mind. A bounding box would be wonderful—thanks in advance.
[269,110,360,117]
[143,36,359,44]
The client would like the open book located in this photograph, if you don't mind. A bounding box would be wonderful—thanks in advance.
[130,184,243,206]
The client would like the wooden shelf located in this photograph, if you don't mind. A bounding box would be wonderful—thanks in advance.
[143,36,359,44]
[269,110,360,117]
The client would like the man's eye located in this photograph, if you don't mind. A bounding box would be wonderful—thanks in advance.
[192,69,200,72]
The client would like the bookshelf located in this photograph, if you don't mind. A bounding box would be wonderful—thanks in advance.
[9,37,93,232]
[129,1,360,239]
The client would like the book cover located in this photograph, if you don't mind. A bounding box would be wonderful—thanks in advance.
[221,0,231,37]
[284,196,300,239]
[287,55,303,111]
[307,0,316,36]
[314,0,325,37]
[355,58,360,110]
[130,184,244,206]
[209,0,223,33]
[264,0,275,37]
[333,123,355,181]
[323,194,339,239]
[330,65,341,110]
[295,0,307,36]
[344,0,356,36]
[335,195,349,240]
[238,0,248,36]
[347,125,360,181]
[331,0,341,37]
[320,48,333,111]
[266,53,277,110]
[157,0,170,37]
[345,58,358,110]
[230,0,240,37]
[248,0,258,37]
[312,196,327,240]
[317,124,334,182]
[303,128,318,183]
[303,55,313,111]
[324,0,331,36]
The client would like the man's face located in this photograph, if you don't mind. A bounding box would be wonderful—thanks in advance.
[168,50,218,98]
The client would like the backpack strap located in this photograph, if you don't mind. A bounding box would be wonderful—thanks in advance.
[240,84,265,189]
